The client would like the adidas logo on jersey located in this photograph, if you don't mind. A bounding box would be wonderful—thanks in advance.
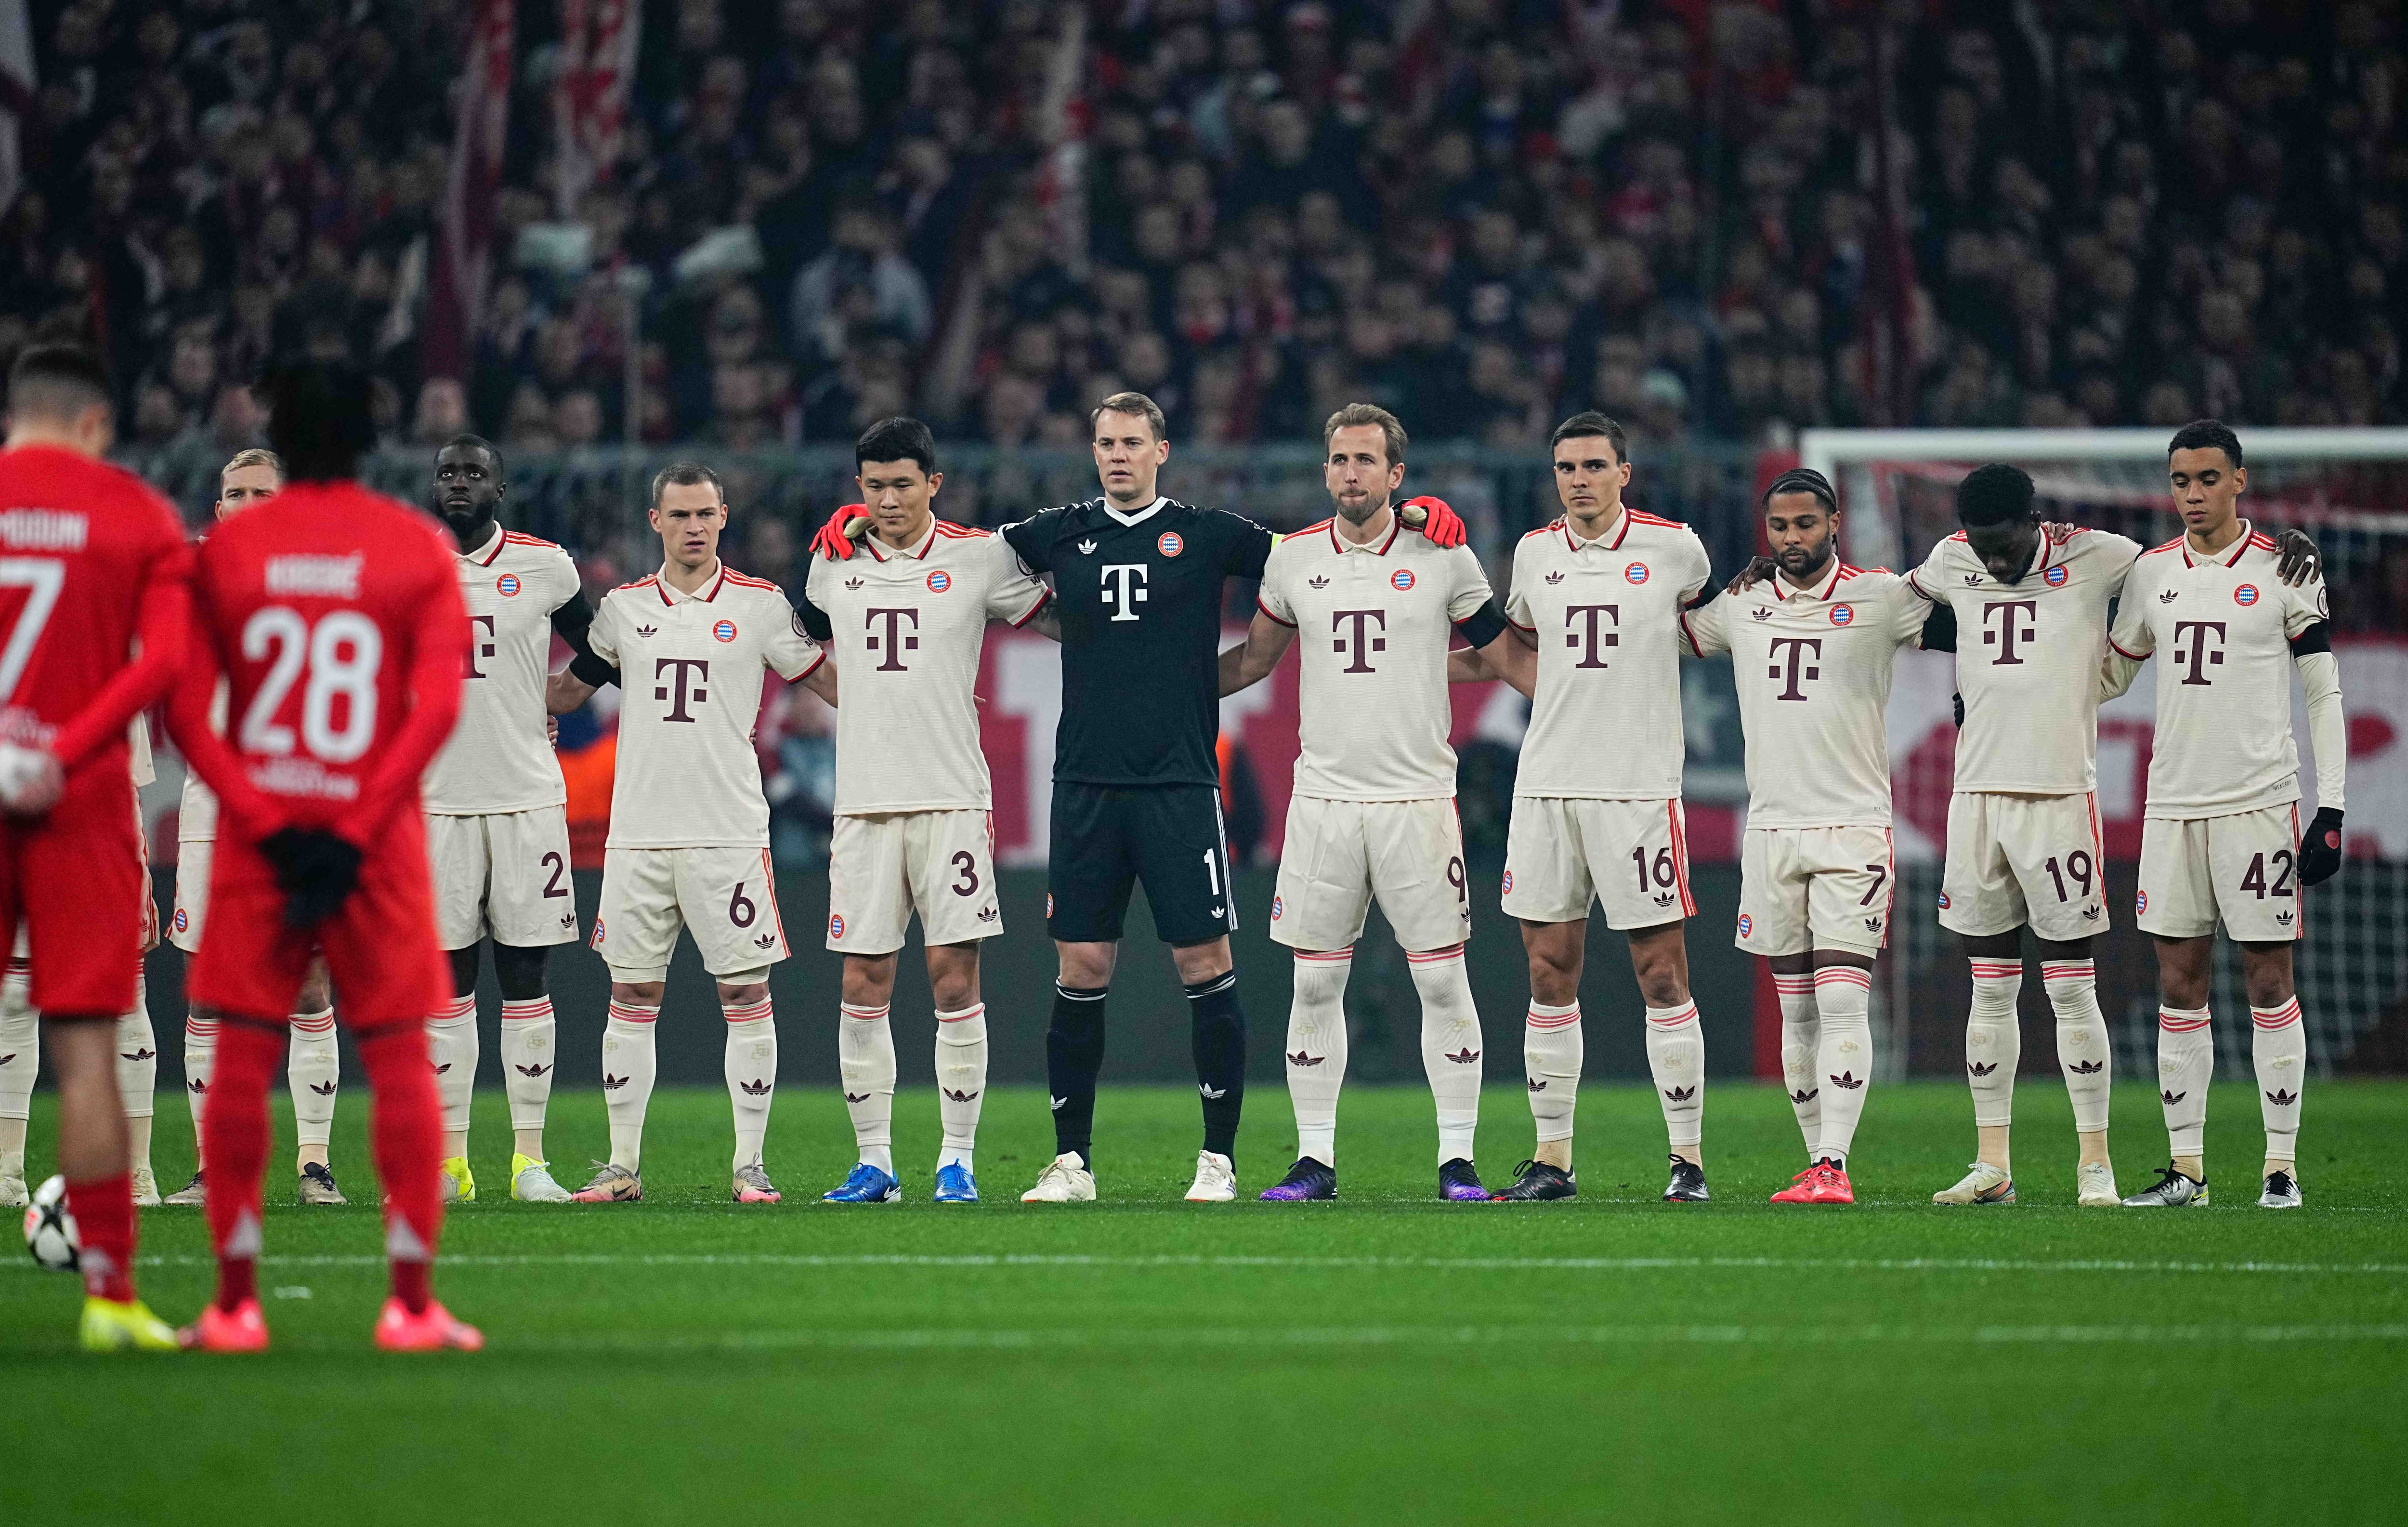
[635,624,657,637]
[1309,575,1329,589]
[1964,573,1982,585]
[1077,539,1099,554]
[1544,571,1565,584]
[2159,588,2181,603]
[1752,606,1773,621]
[845,578,864,590]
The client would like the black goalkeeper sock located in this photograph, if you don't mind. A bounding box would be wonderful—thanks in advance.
[1046,983,1108,1166]
[1186,971,1247,1160]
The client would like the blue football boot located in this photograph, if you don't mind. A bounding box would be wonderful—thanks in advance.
[933,1163,980,1203]
[820,1162,901,1204]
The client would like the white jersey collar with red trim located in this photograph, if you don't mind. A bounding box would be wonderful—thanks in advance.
[864,516,942,562]
[1102,496,1165,529]
[1327,509,1403,555]
[654,560,727,604]
[460,523,507,566]
[1562,507,1633,553]
[1771,558,1850,602]
[2181,518,2255,569]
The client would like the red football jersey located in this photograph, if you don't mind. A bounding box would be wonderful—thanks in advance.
[0,444,191,771]
[173,480,467,843]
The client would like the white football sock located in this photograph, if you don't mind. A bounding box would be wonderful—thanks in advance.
[1524,999,1582,1143]
[116,976,156,1176]
[1773,971,1819,1159]
[2251,998,2305,1161]
[602,1000,659,1171]
[1409,946,1481,1164]
[1811,966,1872,1165]
[0,959,38,1174]
[499,996,557,1135]
[426,993,478,1149]
[723,996,776,1172]
[1645,1000,1704,1150]
[1965,959,2023,1127]
[182,1013,217,1156]
[933,1002,986,1172]
[2043,958,2110,1132]
[838,1001,895,1176]
[2156,1005,2213,1159]
[288,1007,339,1151]
[1286,948,1352,1165]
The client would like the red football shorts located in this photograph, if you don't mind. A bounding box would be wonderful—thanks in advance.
[0,758,144,1015]
[187,821,447,1027]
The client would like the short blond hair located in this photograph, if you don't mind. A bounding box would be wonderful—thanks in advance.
[1322,403,1407,468]
[1089,391,1168,443]
[221,447,283,479]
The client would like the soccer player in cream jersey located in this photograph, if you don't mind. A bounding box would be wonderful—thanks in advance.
[1684,469,1951,1204]
[1453,412,1723,1204]
[549,464,832,1205]
[2102,421,2344,1211]
[156,450,349,1210]
[1218,404,1524,1202]
[421,436,616,1205]
[798,418,1050,1205]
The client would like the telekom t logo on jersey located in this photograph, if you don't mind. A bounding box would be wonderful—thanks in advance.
[463,614,497,679]
[1331,609,1387,673]
[2171,620,2227,684]
[1766,636,1822,699]
[1101,564,1149,621]
[864,607,920,671]
[1563,604,1618,667]
[654,657,709,722]
[1981,600,2038,664]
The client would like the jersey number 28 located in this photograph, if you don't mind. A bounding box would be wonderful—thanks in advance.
[238,607,382,762]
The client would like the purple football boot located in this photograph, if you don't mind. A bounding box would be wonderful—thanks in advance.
[1258,1157,1336,1201]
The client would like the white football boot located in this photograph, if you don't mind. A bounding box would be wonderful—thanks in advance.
[1932,1160,2015,1205]
[2076,1160,2120,1207]
[130,1165,161,1207]
[1020,1152,1097,1203]
[1184,1150,1237,1203]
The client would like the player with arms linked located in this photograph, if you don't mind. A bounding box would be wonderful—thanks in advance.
[170,362,478,1352]
[813,392,1466,1202]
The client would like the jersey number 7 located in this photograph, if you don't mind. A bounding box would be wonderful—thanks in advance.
[0,558,66,703]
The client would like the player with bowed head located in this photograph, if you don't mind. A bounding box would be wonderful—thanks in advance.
[0,342,194,1349]
[811,392,1469,1202]
[1217,403,1523,1201]
[420,434,616,1204]
[2102,421,2343,1210]
[1452,413,1723,1203]
[546,464,834,1205]
[797,417,1052,1204]
[170,361,479,1352]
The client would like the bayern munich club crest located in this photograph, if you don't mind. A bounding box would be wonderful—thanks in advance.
[1624,562,1649,584]
[496,572,521,596]
[1501,869,1514,895]
[1390,568,1415,592]
[1937,892,1952,909]
[829,914,846,938]
[2137,890,2150,914]
[1270,895,1284,920]
[712,618,738,642]
[927,569,952,593]
[2234,583,2261,606]
[1158,530,1184,557]
[172,908,188,933]
[1829,603,1854,626]
[2043,564,2069,587]
[1737,913,1753,937]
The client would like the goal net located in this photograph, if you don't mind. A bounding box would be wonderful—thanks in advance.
[1798,428,2408,1079]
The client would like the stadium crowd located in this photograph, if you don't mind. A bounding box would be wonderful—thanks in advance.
[4,0,2402,474]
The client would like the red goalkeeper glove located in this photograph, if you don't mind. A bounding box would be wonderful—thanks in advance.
[1400,496,1466,549]
[810,504,869,560]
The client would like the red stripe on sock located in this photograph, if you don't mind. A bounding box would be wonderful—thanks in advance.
[937,1006,986,1023]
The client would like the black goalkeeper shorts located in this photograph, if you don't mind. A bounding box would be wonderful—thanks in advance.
[1046,781,1240,945]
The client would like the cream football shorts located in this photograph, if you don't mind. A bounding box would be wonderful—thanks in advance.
[1502,796,1695,929]
[1736,824,1896,958]
[1269,795,1471,953]
[427,805,579,950]
[1939,791,2108,943]
[826,809,1002,955]
[2137,804,2305,943]
[592,845,790,980]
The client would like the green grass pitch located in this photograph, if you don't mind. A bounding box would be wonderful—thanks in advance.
[7,1079,2407,1524]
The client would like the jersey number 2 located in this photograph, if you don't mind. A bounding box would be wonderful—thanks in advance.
[238,607,382,762]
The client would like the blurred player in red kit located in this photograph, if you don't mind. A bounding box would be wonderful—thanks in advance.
[0,343,193,1351]
[170,362,480,1353]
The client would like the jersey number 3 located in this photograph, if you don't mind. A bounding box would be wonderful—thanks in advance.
[238,606,382,761]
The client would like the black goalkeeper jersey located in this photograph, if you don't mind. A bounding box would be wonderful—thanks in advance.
[1004,496,1275,788]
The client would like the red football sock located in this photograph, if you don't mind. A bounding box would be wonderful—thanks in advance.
[201,1021,281,1314]
[357,1022,444,1315]
[64,1172,136,1303]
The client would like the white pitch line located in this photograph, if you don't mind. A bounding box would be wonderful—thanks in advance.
[490,1321,2408,1354]
[30,1251,2408,1276]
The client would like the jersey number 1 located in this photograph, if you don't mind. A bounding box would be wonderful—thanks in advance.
[238,607,383,762]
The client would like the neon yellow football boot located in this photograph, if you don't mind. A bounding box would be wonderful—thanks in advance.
[438,1156,476,1204]
[80,1296,181,1352]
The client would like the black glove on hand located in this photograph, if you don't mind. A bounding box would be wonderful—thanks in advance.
[2298,807,2345,886]
[1952,692,1964,728]
[260,827,366,928]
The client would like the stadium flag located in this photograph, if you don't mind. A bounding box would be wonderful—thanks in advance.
[0,0,32,215]
[553,0,640,218]
[424,0,516,384]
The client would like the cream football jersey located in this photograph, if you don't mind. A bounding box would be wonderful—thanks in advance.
[1505,509,1712,799]
[1257,516,1492,801]
[177,682,228,842]
[1682,562,1927,828]
[1908,525,2140,794]
[589,562,823,848]
[2110,524,2328,818]
[423,527,582,815]
[801,517,1048,815]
